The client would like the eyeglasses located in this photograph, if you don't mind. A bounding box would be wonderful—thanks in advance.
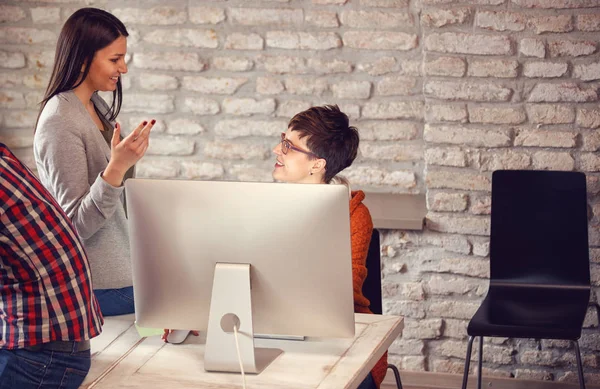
[280,133,320,158]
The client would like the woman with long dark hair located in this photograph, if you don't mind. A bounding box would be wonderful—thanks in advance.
[34,8,154,316]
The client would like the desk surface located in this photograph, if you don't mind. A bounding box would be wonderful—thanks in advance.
[83,313,403,389]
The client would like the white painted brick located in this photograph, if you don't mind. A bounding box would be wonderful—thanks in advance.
[257,55,307,74]
[133,52,206,72]
[214,119,287,139]
[357,57,399,76]
[0,74,21,88]
[425,33,512,55]
[403,319,443,339]
[574,62,600,81]
[583,130,600,152]
[30,7,60,24]
[182,97,220,115]
[470,195,492,215]
[358,121,419,141]
[549,40,597,57]
[362,101,424,120]
[360,0,408,6]
[25,91,43,109]
[388,338,425,355]
[0,27,56,45]
[429,276,487,297]
[523,62,568,78]
[0,5,26,23]
[476,11,526,31]
[360,142,423,161]
[122,94,174,114]
[479,150,532,171]
[520,38,546,58]
[385,300,426,319]
[528,83,598,103]
[307,58,352,74]
[341,10,413,29]
[512,0,600,8]
[204,141,271,160]
[143,29,218,48]
[344,166,416,188]
[526,104,575,124]
[469,106,526,124]
[266,31,341,50]
[376,76,417,96]
[139,74,178,91]
[426,104,468,123]
[467,59,519,78]
[305,10,339,28]
[577,14,600,31]
[222,98,275,116]
[189,7,226,24]
[276,100,311,118]
[284,77,328,96]
[514,129,577,148]
[147,136,195,156]
[256,77,284,95]
[112,7,186,25]
[182,76,247,94]
[224,33,264,50]
[532,151,575,170]
[422,8,471,28]
[228,163,274,183]
[212,57,253,72]
[166,119,205,135]
[581,153,600,172]
[425,81,513,101]
[529,15,573,34]
[427,192,468,212]
[425,147,468,167]
[424,56,466,77]
[427,212,491,235]
[514,370,554,381]
[577,108,600,128]
[181,161,224,179]
[313,0,348,3]
[426,170,491,191]
[3,111,36,129]
[135,159,178,179]
[26,51,55,70]
[0,51,25,69]
[331,81,371,99]
[428,301,480,320]
[229,8,303,26]
[0,91,28,109]
[343,31,418,50]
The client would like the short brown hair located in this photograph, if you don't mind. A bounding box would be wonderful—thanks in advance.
[289,105,359,183]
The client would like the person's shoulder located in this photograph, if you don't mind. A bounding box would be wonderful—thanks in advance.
[350,191,373,228]
[36,92,85,137]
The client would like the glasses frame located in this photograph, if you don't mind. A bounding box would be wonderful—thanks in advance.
[280,133,320,159]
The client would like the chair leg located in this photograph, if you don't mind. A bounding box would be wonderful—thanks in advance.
[386,364,403,389]
[573,340,586,389]
[477,336,483,389]
[461,336,475,389]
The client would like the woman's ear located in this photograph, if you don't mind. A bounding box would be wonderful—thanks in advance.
[311,158,326,175]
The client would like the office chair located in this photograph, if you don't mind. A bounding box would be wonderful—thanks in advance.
[462,170,591,389]
[363,229,404,389]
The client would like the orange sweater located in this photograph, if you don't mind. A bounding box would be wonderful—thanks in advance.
[350,190,387,388]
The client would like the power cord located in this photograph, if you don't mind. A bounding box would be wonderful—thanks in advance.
[232,323,246,389]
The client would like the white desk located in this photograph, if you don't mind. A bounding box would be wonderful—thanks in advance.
[83,313,403,389]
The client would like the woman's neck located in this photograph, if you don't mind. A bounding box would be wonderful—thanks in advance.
[72,81,95,110]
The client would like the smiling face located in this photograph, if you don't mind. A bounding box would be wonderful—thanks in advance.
[272,129,326,184]
[82,35,128,92]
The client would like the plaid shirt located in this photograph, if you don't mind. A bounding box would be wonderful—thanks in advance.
[0,143,103,349]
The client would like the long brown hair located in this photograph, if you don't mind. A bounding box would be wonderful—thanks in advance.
[37,8,128,129]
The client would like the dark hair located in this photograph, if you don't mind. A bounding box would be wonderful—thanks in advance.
[289,105,359,183]
[37,8,128,126]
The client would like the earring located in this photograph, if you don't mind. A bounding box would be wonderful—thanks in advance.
[310,172,313,175]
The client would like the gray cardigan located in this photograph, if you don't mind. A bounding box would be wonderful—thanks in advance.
[34,90,132,289]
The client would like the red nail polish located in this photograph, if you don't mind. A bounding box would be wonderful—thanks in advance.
[143,121,148,126]
[151,119,156,125]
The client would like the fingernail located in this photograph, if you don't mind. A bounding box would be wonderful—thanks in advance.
[143,121,148,126]
[151,119,156,125]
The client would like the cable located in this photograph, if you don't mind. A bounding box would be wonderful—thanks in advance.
[233,323,246,389]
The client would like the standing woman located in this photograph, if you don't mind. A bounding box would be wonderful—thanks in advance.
[272,105,387,389]
[34,8,154,316]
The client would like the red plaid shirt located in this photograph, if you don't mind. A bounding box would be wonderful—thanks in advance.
[0,144,103,349]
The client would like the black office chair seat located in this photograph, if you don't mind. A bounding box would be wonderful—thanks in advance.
[468,286,590,340]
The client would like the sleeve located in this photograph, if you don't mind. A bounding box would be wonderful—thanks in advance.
[34,116,124,240]
[351,204,374,314]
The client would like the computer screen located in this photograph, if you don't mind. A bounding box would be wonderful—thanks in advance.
[125,179,356,373]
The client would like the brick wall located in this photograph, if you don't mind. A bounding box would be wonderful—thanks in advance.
[1,0,599,384]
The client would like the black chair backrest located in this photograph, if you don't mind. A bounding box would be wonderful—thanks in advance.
[363,229,383,315]
[490,170,590,287]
